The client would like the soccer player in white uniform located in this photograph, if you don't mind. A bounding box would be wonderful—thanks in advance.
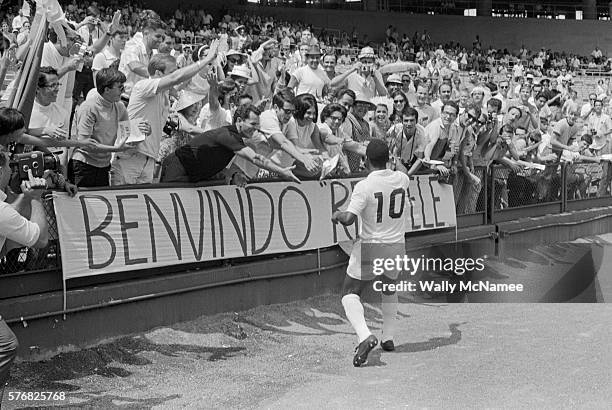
[332,139,410,367]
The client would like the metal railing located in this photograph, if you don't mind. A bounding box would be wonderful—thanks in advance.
[1,161,610,276]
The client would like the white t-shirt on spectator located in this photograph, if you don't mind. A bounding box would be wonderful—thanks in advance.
[258,109,298,167]
[127,78,170,160]
[292,65,329,99]
[346,72,377,100]
[92,47,120,72]
[41,42,73,126]
[199,103,232,131]
[118,32,150,96]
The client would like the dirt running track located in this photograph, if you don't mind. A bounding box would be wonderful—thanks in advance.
[2,295,611,409]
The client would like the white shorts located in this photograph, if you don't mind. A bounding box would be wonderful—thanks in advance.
[346,240,406,281]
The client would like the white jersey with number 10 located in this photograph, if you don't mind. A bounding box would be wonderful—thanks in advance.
[346,169,410,243]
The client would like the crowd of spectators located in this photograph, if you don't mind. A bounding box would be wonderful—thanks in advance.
[4,1,612,401]
[0,0,611,216]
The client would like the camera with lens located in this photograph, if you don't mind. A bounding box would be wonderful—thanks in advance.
[163,116,179,135]
[10,151,60,180]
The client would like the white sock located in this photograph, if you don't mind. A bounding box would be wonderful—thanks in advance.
[342,294,371,343]
[381,292,398,342]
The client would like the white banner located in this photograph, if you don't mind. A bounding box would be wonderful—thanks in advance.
[54,176,456,279]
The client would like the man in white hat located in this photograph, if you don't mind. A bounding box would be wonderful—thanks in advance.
[287,44,329,100]
[228,64,252,95]
[385,74,403,95]
[330,47,387,99]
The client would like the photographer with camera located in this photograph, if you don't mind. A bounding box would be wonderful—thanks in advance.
[0,108,53,401]
[330,47,388,99]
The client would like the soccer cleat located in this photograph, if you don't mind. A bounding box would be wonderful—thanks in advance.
[353,334,378,367]
[381,340,395,352]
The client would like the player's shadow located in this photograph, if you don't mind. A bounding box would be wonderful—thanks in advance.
[361,349,387,368]
[393,322,465,353]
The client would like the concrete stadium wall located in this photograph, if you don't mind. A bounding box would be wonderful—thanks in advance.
[238,6,612,56]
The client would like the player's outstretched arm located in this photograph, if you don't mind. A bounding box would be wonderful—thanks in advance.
[331,210,357,226]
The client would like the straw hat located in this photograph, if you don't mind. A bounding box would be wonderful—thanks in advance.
[305,44,322,56]
[354,92,376,110]
[226,49,248,58]
[228,64,252,80]
[358,46,376,60]
[385,73,402,85]
[174,89,207,112]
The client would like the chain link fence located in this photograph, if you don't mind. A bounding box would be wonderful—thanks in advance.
[0,194,60,275]
[566,161,612,199]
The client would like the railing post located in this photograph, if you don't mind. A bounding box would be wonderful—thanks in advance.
[488,165,495,224]
[483,165,489,225]
[561,162,567,213]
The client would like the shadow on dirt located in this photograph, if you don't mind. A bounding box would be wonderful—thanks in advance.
[394,322,465,353]
[10,336,245,391]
